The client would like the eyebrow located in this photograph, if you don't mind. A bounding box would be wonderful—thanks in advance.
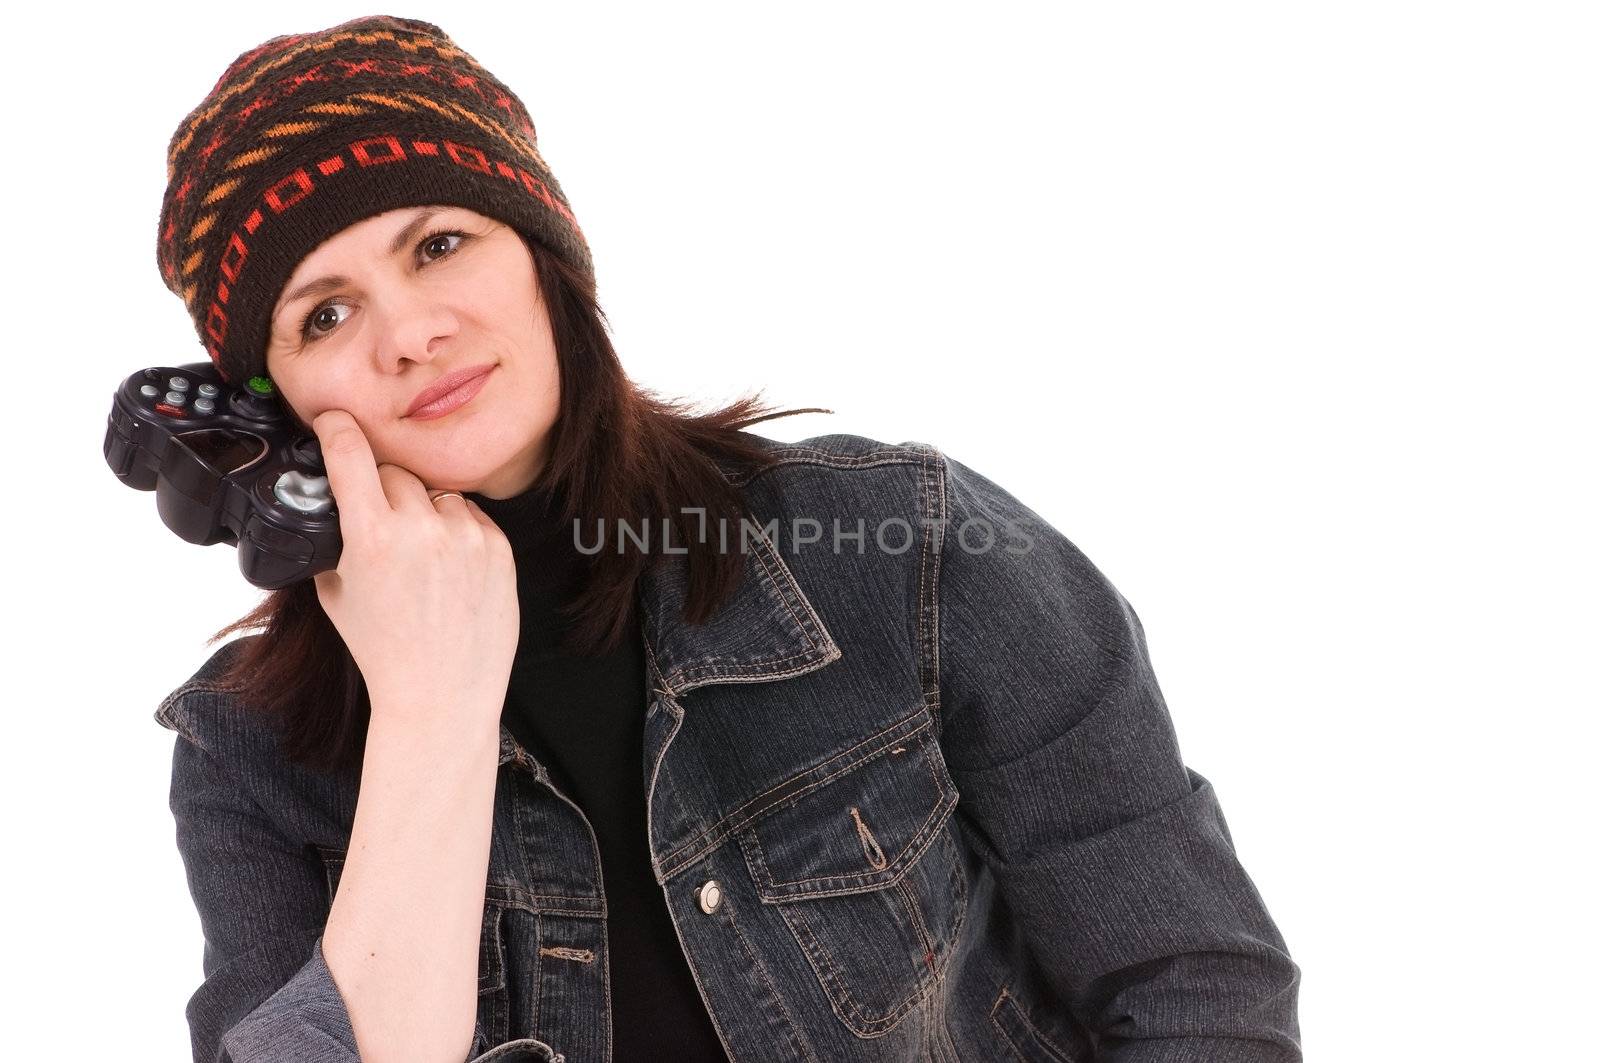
[273,207,452,323]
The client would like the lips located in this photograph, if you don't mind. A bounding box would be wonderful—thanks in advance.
[405,364,495,418]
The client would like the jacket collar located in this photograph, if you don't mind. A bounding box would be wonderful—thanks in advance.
[635,523,842,699]
[491,453,845,769]
[495,522,840,767]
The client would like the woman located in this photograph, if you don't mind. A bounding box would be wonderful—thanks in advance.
[154,15,1301,1063]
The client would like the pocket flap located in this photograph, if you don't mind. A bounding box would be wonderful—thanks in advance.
[740,713,958,902]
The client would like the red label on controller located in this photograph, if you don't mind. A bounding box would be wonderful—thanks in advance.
[155,403,189,418]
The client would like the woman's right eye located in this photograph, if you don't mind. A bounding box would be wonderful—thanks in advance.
[299,302,349,342]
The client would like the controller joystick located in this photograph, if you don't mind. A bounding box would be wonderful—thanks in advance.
[104,361,343,589]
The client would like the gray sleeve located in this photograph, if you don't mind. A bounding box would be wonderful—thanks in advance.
[217,937,367,1060]
[933,451,1302,1061]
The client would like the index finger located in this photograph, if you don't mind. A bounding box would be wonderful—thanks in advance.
[311,409,388,542]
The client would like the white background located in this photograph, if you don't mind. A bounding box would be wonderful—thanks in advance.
[7,1,1595,1057]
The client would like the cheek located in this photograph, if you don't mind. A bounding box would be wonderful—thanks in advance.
[265,371,311,430]
[267,378,331,441]
[284,402,314,434]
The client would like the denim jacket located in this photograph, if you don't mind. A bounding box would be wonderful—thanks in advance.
[155,432,1302,1062]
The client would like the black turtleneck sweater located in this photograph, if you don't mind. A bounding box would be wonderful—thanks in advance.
[463,480,729,1062]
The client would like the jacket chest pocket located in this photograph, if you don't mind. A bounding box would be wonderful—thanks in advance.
[735,712,968,1038]
[312,845,511,1022]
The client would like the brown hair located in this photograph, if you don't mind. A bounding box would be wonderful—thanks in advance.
[205,234,829,778]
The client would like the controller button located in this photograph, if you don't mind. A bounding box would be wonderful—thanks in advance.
[140,384,159,399]
[198,382,220,398]
[154,403,188,418]
[168,376,191,392]
[273,469,334,515]
[193,397,216,415]
[164,391,187,406]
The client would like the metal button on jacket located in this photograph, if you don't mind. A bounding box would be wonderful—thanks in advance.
[695,880,723,914]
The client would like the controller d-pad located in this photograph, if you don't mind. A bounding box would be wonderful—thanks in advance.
[273,469,334,515]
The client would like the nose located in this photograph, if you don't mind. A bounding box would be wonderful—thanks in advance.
[375,296,457,374]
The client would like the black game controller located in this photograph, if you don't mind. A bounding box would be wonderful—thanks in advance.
[104,362,342,589]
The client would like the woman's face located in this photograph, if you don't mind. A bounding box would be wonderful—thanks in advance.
[264,204,560,498]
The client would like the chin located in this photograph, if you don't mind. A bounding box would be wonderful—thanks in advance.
[389,424,542,494]
[434,470,499,493]
[383,450,491,490]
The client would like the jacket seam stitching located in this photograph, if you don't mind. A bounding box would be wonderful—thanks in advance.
[738,747,955,898]
[720,892,818,1060]
[154,679,256,742]
[990,986,1077,1062]
[655,707,934,879]
[728,448,926,489]
[922,445,947,731]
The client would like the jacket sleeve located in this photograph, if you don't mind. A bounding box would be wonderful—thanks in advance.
[931,450,1302,1061]
[165,720,566,1063]
[165,727,365,1062]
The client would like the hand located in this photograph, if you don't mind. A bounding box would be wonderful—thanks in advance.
[309,409,518,732]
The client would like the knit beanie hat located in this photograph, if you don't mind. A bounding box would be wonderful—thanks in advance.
[156,14,594,391]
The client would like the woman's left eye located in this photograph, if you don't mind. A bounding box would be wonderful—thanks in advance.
[297,229,470,342]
